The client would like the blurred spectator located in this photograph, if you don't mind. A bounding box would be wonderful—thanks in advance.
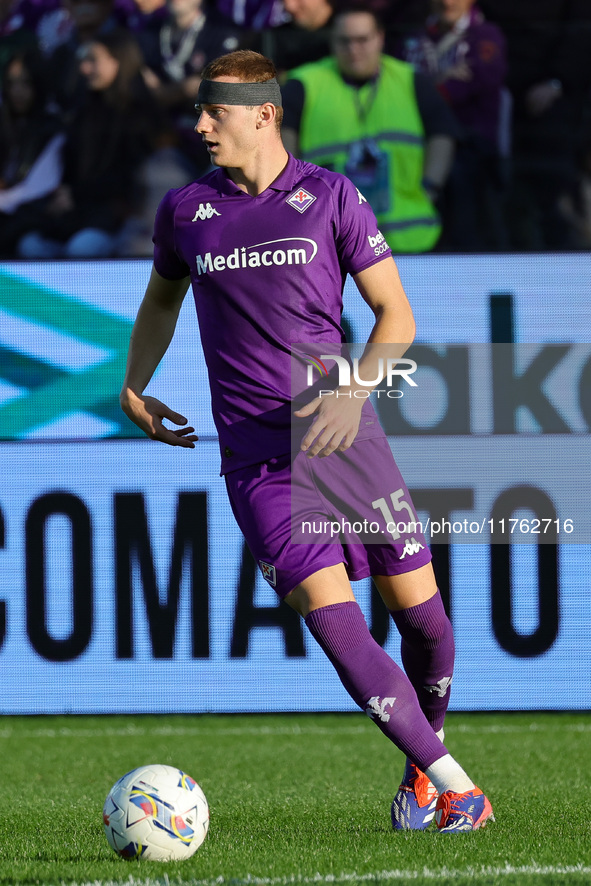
[35,3,77,57]
[17,29,166,257]
[37,0,138,57]
[216,0,286,30]
[282,6,459,253]
[46,0,124,116]
[282,0,333,30]
[0,47,65,257]
[124,0,166,32]
[1,0,41,37]
[137,0,241,176]
[1,0,60,71]
[364,0,432,55]
[254,0,335,75]
[399,0,509,250]
[481,0,591,249]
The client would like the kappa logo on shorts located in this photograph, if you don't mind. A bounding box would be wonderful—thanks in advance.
[259,561,277,586]
[192,202,221,221]
[399,537,425,559]
[286,187,317,213]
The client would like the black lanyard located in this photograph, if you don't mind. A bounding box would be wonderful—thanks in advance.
[349,73,380,126]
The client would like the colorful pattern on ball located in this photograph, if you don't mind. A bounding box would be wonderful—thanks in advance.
[103,764,209,861]
[129,788,195,842]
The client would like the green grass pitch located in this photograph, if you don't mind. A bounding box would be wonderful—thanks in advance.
[0,711,589,886]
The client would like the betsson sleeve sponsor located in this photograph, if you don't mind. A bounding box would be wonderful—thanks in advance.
[332,174,392,278]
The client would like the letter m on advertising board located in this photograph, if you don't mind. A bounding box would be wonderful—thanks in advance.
[114,492,209,658]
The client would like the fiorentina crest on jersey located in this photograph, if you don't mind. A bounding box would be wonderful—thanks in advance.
[259,561,277,586]
[286,187,316,213]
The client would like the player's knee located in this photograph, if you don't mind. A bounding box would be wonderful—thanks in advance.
[391,593,452,649]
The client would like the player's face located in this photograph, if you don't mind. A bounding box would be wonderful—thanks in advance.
[332,13,384,81]
[432,0,475,26]
[195,82,260,168]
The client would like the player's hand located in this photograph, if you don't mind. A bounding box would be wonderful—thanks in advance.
[120,390,198,448]
[294,390,363,458]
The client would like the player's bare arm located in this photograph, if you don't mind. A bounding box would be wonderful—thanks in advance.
[296,256,415,458]
[120,266,198,448]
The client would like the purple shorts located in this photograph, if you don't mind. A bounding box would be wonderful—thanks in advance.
[224,435,432,598]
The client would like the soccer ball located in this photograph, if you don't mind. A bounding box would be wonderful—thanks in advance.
[103,764,209,861]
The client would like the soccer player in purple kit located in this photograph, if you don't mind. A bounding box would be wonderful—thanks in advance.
[120,49,494,834]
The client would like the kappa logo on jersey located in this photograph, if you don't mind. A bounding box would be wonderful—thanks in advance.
[259,561,277,586]
[399,537,425,559]
[286,187,317,213]
[365,696,396,723]
[424,676,453,698]
[195,237,318,275]
[192,202,221,221]
[356,188,367,204]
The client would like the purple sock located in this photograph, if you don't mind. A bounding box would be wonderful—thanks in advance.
[389,591,455,733]
[304,601,447,770]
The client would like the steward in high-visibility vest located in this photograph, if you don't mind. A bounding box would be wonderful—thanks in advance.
[286,54,441,253]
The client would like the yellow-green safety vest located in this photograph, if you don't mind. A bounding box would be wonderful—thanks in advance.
[287,55,441,253]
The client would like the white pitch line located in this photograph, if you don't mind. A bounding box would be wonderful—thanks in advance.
[0,725,372,739]
[54,864,591,886]
[454,722,591,734]
[0,722,590,740]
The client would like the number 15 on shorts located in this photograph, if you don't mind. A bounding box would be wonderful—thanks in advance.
[372,489,418,541]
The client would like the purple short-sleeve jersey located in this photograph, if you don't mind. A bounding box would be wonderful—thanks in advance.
[153,154,392,473]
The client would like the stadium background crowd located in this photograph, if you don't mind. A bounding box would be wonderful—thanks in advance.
[1,0,591,258]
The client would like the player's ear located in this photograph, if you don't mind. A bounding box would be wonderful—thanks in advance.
[257,102,276,129]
